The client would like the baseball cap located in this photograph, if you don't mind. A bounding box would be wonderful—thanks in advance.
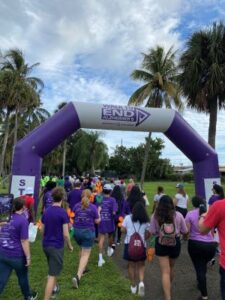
[103,184,113,191]
[176,183,184,188]
[26,187,34,194]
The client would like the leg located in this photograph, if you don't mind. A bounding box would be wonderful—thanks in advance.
[137,261,145,282]
[220,267,225,300]
[44,276,56,300]
[108,232,114,248]
[0,256,13,296]
[169,258,176,283]
[158,256,172,300]
[77,248,92,279]
[128,262,136,287]
[13,258,30,300]
[98,233,105,254]
[117,227,122,243]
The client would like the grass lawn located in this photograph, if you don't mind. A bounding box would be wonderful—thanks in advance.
[1,181,195,300]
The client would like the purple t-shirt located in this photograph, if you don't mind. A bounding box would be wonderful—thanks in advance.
[43,190,53,210]
[185,209,214,242]
[42,206,69,249]
[0,213,28,257]
[150,211,188,236]
[68,189,82,210]
[97,196,118,233]
[208,194,221,206]
[73,203,99,231]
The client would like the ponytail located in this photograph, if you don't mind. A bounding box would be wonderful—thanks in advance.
[81,196,90,210]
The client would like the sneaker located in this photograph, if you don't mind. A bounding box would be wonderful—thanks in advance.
[138,282,145,297]
[209,258,216,266]
[50,285,59,299]
[130,285,137,294]
[72,275,80,289]
[112,243,116,250]
[98,259,105,267]
[107,247,114,257]
[28,291,38,300]
[116,240,121,245]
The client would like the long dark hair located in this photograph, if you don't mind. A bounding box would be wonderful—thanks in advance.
[155,195,175,226]
[111,185,123,213]
[213,184,224,199]
[127,185,145,211]
[132,201,149,224]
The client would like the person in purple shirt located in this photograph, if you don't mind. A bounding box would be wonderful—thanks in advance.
[208,184,224,206]
[41,181,57,213]
[64,176,72,193]
[67,180,82,210]
[0,197,37,300]
[41,187,73,300]
[185,196,217,300]
[97,184,118,267]
[150,195,188,300]
[72,190,100,289]
[111,185,129,246]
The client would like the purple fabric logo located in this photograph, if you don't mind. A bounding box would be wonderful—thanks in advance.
[101,105,150,126]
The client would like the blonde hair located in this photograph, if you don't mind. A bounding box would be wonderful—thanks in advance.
[81,196,90,209]
[82,189,91,199]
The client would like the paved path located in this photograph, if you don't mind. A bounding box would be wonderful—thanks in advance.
[113,241,220,299]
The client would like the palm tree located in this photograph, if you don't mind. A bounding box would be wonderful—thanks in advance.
[54,102,68,177]
[179,22,225,149]
[129,46,182,188]
[0,48,44,176]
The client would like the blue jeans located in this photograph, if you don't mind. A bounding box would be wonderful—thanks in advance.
[220,266,225,300]
[0,254,30,299]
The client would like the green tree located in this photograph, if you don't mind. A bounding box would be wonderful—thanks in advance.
[179,22,225,148]
[0,48,44,176]
[129,46,182,188]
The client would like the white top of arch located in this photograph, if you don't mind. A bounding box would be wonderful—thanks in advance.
[73,102,175,132]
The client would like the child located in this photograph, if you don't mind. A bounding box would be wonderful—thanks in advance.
[41,187,73,300]
[97,184,118,267]
[122,201,150,297]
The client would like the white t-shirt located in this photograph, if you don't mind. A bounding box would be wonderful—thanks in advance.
[153,193,165,202]
[175,193,189,209]
[122,215,150,246]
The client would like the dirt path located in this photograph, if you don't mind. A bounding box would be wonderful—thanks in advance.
[113,241,220,299]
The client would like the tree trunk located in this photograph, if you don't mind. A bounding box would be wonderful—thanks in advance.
[62,140,67,177]
[208,97,218,149]
[140,132,152,190]
[0,111,11,177]
[13,107,18,146]
[90,149,95,176]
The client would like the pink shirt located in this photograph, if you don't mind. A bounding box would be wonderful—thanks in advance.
[185,209,214,242]
[150,211,188,236]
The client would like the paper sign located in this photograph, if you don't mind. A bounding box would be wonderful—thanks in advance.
[204,178,221,203]
[10,175,35,198]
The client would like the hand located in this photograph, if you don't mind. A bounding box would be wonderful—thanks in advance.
[25,257,31,267]
[68,244,73,252]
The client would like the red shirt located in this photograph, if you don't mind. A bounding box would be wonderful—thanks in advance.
[203,199,225,269]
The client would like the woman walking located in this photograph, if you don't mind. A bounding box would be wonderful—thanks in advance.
[122,201,150,297]
[174,183,189,217]
[72,190,100,288]
[150,195,188,300]
[186,196,217,300]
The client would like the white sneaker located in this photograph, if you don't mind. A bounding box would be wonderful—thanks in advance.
[138,282,145,297]
[130,285,137,294]
[98,259,105,267]
[107,247,114,257]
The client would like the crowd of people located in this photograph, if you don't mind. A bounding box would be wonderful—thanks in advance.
[0,176,225,300]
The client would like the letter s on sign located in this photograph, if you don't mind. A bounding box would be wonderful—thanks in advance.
[19,179,26,186]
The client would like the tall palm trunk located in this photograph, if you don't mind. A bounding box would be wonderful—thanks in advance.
[0,111,11,177]
[140,132,152,189]
[13,107,18,146]
[208,97,217,149]
[62,140,67,177]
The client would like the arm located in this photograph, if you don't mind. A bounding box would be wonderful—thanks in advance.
[199,214,211,234]
[21,239,31,266]
[63,223,73,251]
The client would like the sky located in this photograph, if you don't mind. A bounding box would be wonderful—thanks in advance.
[1,0,225,166]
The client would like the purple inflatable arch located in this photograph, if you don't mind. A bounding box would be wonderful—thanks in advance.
[10,102,220,208]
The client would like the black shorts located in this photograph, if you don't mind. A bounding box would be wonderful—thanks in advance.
[155,237,181,259]
[175,206,187,218]
[43,247,64,276]
[123,244,146,262]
